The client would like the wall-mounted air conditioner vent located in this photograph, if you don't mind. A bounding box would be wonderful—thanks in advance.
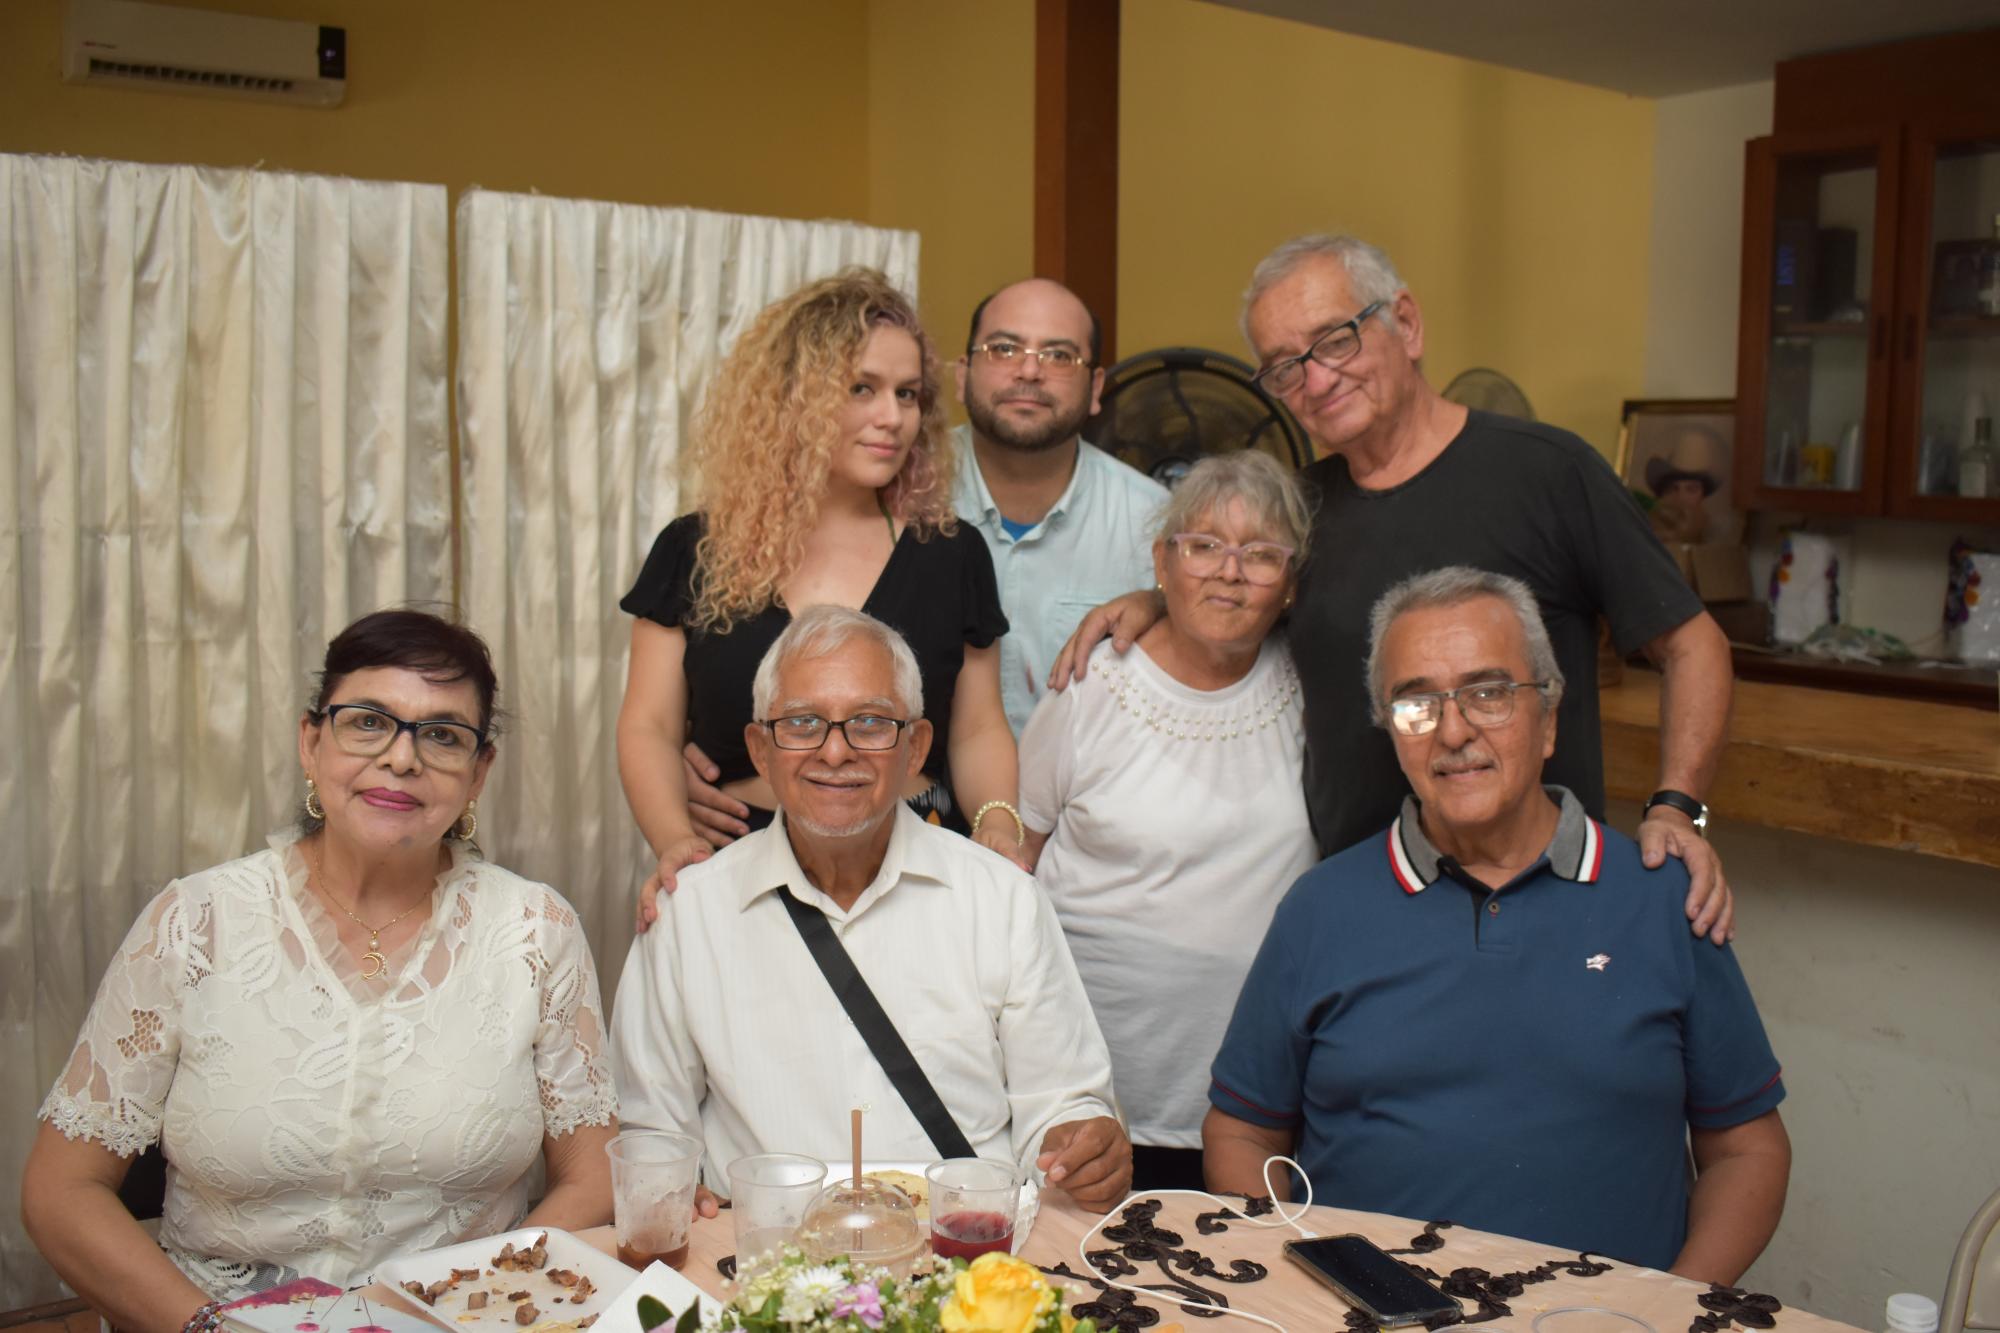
[62,0,346,108]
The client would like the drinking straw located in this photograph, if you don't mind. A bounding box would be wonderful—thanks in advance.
[851,1107,863,1188]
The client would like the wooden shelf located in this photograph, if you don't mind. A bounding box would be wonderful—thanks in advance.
[1727,645,1998,708]
[1928,313,2000,337]
[1601,668,2000,869]
[1772,320,1871,338]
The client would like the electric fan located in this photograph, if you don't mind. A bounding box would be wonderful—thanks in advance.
[1089,346,1311,486]
[1441,367,1535,420]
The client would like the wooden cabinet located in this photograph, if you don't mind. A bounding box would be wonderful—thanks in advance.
[1734,35,2000,522]
[1887,118,2000,521]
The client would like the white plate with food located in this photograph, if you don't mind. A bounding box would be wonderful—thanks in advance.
[378,1228,636,1333]
[817,1160,1041,1257]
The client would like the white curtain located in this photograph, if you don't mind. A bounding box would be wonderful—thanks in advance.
[455,191,918,997]
[0,155,450,1306]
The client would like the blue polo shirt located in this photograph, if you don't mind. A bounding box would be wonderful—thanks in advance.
[1209,788,1784,1269]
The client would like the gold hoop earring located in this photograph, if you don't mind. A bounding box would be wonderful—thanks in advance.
[304,778,324,821]
[452,800,478,842]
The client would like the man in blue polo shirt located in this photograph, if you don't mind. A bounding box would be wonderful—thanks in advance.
[950,278,1165,735]
[1204,566,1789,1283]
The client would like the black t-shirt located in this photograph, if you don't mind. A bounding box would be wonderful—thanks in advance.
[620,513,1010,824]
[1288,410,1703,857]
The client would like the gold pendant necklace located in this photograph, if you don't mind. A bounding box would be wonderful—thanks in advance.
[306,837,431,981]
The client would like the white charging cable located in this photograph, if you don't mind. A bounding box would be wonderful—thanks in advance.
[1072,1156,1314,1333]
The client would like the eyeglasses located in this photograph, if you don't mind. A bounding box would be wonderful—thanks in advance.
[1387,680,1555,737]
[968,341,1091,376]
[761,713,912,751]
[1168,532,1296,586]
[1251,300,1386,397]
[319,703,487,771]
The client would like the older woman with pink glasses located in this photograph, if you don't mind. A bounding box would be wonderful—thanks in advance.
[1016,450,1317,1194]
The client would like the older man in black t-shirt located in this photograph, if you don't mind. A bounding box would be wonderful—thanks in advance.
[1054,235,1737,940]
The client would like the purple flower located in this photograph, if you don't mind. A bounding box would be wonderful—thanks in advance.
[832,1282,885,1329]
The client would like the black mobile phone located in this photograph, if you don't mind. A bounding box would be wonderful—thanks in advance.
[1282,1234,1460,1327]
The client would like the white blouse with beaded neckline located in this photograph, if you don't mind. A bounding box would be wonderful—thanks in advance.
[1019,636,1316,1149]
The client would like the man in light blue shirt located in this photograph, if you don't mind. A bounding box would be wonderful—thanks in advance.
[951,278,1166,734]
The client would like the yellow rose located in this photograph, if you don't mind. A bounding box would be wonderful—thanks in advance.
[940,1253,1059,1333]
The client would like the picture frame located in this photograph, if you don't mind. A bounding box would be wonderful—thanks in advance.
[1931,239,1989,317]
[1616,398,1743,547]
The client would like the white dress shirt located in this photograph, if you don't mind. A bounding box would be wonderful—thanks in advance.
[950,427,1168,735]
[610,805,1118,1183]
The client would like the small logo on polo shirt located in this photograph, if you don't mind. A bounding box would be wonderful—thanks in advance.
[1585,953,1611,971]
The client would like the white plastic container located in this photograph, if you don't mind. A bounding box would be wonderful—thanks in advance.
[1885,1292,1939,1333]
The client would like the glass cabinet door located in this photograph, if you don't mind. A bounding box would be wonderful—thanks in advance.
[1736,131,1900,513]
[1890,122,2000,518]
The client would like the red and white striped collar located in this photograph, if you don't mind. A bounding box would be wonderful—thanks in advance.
[1386,786,1603,894]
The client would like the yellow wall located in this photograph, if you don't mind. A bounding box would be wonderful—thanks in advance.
[1119,0,1656,457]
[866,0,1035,373]
[2,0,1032,409]
[1,0,874,222]
[5,0,1655,456]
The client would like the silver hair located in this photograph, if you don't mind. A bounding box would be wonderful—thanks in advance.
[1364,566,1565,726]
[1155,451,1314,554]
[751,604,924,720]
[1239,233,1406,350]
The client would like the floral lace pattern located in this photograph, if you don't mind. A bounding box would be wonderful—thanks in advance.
[39,835,617,1299]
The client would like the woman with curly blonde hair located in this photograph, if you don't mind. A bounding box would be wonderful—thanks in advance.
[618,269,1021,906]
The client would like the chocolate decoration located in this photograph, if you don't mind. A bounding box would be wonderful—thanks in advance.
[1691,1283,1786,1332]
[1041,1198,1276,1327]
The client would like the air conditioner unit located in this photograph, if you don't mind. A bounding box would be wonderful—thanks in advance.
[62,0,345,108]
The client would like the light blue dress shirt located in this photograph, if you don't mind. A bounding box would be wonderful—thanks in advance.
[949,424,1168,734]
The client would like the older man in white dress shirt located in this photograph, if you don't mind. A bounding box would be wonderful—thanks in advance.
[611,605,1132,1210]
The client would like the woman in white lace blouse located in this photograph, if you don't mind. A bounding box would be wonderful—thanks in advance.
[1017,452,1318,1195]
[23,610,618,1331]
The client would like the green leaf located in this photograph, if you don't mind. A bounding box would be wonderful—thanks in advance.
[635,1295,671,1332]
[672,1304,701,1333]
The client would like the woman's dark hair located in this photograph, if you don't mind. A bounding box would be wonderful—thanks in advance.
[307,607,500,739]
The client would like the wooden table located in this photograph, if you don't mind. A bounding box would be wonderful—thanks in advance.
[360,1193,1864,1333]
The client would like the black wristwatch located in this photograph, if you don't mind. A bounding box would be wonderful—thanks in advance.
[1644,789,1710,835]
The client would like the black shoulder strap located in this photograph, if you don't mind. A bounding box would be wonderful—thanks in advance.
[775,886,975,1160]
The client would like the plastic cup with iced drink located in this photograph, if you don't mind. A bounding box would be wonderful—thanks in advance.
[797,1177,924,1279]
[605,1130,702,1270]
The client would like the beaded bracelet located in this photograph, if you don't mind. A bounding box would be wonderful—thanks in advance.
[971,799,1025,846]
[182,1299,226,1333]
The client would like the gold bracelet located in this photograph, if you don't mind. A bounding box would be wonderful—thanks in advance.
[971,799,1025,846]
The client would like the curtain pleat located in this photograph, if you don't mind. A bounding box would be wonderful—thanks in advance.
[0,154,449,1307]
[456,191,918,1003]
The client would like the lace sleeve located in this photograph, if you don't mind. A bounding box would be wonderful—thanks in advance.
[39,882,206,1157]
[530,890,619,1138]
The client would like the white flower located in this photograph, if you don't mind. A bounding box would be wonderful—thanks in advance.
[776,1265,848,1322]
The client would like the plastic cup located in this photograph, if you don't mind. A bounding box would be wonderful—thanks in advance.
[727,1153,827,1277]
[797,1177,925,1279]
[605,1130,702,1271]
[925,1158,1021,1261]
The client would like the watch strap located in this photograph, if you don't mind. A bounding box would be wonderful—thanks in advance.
[1644,788,1709,829]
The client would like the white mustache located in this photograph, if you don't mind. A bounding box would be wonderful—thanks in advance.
[1431,748,1495,776]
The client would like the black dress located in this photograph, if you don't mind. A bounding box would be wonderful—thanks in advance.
[621,513,1010,831]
